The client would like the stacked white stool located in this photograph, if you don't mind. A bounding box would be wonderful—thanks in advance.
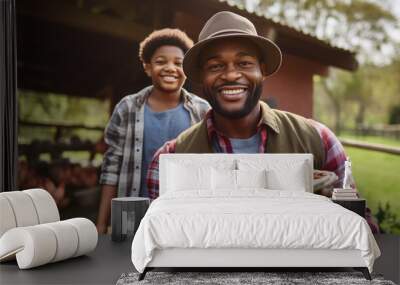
[0,189,97,269]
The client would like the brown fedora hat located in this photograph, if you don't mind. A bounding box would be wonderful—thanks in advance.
[183,11,282,83]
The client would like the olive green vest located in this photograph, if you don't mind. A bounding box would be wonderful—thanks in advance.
[175,101,325,169]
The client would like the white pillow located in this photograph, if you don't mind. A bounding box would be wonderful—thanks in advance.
[0,196,17,237]
[0,189,60,238]
[1,191,39,227]
[24,189,60,224]
[236,169,267,189]
[212,168,237,190]
[0,218,97,269]
[167,163,212,191]
[266,162,308,191]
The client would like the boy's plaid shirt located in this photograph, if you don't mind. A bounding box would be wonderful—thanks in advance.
[147,110,347,199]
[99,86,210,198]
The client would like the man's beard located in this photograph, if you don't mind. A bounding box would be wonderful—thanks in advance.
[203,83,263,119]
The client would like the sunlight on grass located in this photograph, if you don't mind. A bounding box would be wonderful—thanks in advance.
[344,146,400,218]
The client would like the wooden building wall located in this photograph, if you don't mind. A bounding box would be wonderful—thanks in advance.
[263,54,328,118]
[17,0,350,119]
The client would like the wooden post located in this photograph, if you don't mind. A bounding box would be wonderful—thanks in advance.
[0,0,18,192]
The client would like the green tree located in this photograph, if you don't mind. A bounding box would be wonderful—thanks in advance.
[389,105,400,124]
[236,0,400,64]
[315,64,400,132]
[316,72,350,134]
[343,68,375,128]
[314,69,368,134]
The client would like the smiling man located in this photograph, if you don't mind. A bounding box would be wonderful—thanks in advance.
[145,12,378,232]
[96,28,210,234]
[147,11,338,190]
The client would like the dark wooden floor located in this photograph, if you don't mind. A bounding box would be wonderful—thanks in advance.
[373,234,400,284]
[0,234,398,284]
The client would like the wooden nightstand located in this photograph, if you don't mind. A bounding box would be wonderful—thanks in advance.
[332,198,366,218]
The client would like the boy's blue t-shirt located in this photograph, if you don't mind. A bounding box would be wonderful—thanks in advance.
[139,102,191,197]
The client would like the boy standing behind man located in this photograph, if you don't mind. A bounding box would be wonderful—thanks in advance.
[96,29,210,233]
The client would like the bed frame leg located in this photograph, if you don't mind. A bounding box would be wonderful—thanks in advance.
[354,267,371,280]
[138,268,148,281]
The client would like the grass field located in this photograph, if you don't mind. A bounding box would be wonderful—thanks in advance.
[344,146,400,222]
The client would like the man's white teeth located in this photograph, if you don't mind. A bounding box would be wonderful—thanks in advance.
[221,89,244,95]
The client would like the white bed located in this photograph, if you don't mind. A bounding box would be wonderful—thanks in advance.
[131,154,380,280]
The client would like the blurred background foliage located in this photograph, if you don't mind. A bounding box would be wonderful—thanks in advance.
[314,61,400,134]
[18,90,110,145]
[237,0,400,65]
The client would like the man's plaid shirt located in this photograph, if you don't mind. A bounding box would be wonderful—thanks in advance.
[99,86,210,198]
[147,109,347,199]
[146,108,380,233]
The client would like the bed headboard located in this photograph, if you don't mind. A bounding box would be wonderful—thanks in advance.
[159,154,313,195]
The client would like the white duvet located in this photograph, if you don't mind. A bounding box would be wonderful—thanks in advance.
[131,190,380,273]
